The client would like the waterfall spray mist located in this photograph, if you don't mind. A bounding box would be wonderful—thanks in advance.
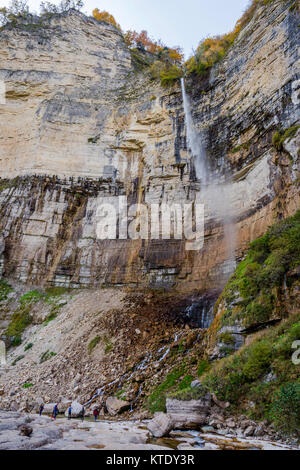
[181,77,236,273]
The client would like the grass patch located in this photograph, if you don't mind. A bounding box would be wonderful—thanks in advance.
[272,126,300,151]
[22,382,34,389]
[198,359,210,377]
[104,334,113,354]
[203,314,300,435]
[88,336,101,354]
[40,350,56,364]
[12,355,24,366]
[147,364,187,413]
[5,306,33,344]
[0,280,13,302]
[20,290,44,305]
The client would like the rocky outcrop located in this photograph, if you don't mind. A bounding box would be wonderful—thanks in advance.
[147,412,174,438]
[106,397,130,416]
[0,2,298,292]
[166,395,211,429]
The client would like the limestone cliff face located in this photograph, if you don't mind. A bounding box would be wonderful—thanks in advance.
[0,1,299,292]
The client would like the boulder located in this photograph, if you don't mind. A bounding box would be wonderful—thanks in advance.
[57,399,71,413]
[147,412,174,438]
[106,397,130,416]
[64,401,84,418]
[166,395,211,429]
[244,425,256,437]
[212,393,230,409]
[43,403,59,415]
[19,425,33,437]
[190,380,201,389]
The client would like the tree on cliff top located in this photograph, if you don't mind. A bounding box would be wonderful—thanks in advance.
[92,8,121,30]
[0,0,29,25]
[40,0,84,15]
[0,0,84,26]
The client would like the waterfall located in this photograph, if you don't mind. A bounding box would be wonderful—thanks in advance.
[181,77,237,274]
[180,78,208,182]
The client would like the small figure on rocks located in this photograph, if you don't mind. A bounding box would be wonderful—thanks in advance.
[93,407,99,422]
[39,404,44,416]
[52,403,59,420]
[80,406,85,422]
[68,405,72,420]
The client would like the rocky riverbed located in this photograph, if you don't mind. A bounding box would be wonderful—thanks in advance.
[0,411,298,450]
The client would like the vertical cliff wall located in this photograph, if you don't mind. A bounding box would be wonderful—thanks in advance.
[0,1,299,292]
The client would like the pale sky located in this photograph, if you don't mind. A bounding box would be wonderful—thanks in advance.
[0,0,251,57]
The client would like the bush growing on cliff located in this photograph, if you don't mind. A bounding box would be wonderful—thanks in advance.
[272,125,300,151]
[150,61,183,87]
[185,0,286,76]
[219,210,300,328]
[5,306,33,345]
[202,314,300,435]
[147,364,187,413]
[270,383,300,434]
[0,0,29,26]
[92,8,121,30]
[0,280,13,301]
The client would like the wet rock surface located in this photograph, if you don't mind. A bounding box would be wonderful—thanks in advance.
[0,411,297,450]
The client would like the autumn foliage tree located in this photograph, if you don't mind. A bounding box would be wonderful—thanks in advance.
[124,29,183,64]
[92,8,121,30]
[185,0,272,75]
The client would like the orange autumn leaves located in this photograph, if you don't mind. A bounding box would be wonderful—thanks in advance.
[92,8,183,65]
[92,8,121,30]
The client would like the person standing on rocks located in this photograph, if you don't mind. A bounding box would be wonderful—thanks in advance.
[68,405,72,420]
[93,408,99,422]
[39,404,44,416]
[80,406,85,422]
[52,404,59,420]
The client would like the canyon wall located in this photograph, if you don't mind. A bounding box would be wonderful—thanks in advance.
[0,1,299,292]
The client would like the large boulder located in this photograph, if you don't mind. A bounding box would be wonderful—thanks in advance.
[43,403,58,415]
[166,395,211,429]
[64,401,84,418]
[57,399,72,413]
[106,397,130,416]
[147,412,174,438]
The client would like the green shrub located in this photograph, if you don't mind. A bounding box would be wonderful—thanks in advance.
[12,355,24,366]
[160,65,183,87]
[20,290,44,305]
[22,382,34,389]
[40,350,56,363]
[270,383,300,434]
[242,341,272,380]
[24,342,33,351]
[11,336,22,347]
[218,331,236,345]
[0,280,13,301]
[272,126,300,151]
[220,211,300,328]
[104,335,113,354]
[88,336,101,354]
[170,384,209,401]
[149,61,183,87]
[198,359,210,377]
[147,365,186,413]
[6,306,33,342]
[203,314,300,433]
